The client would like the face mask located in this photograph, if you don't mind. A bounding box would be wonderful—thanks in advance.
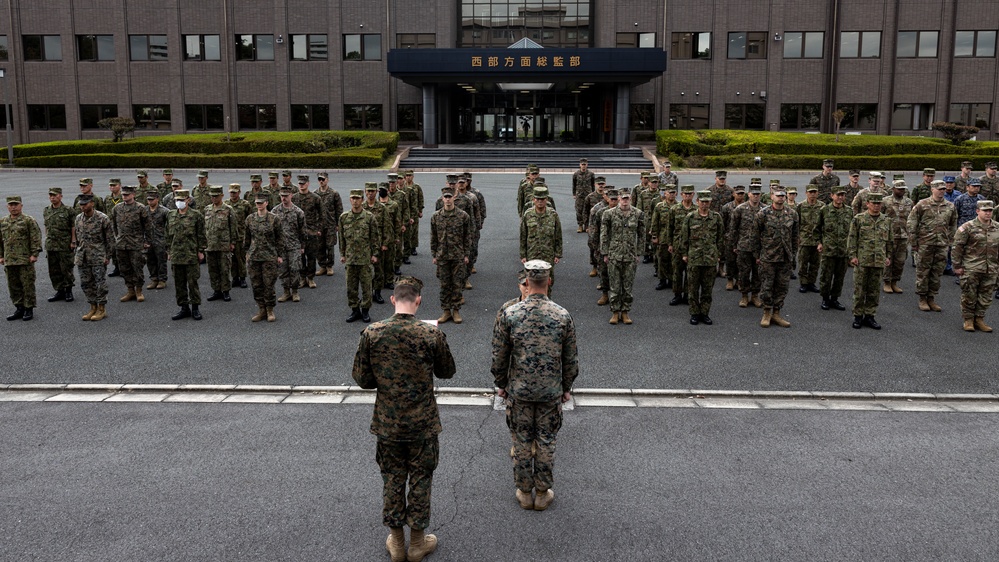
[176,200,188,210]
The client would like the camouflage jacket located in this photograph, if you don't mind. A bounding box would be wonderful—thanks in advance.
[909,182,934,206]
[457,191,482,229]
[74,211,114,266]
[0,214,42,265]
[665,202,696,248]
[600,206,646,260]
[796,200,826,246]
[491,294,579,403]
[43,204,77,251]
[155,181,172,199]
[380,198,402,245]
[292,191,325,236]
[851,187,887,215]
[390,188,411,225]
[809,173,841,204]
[520,208,563,262]
[587,202,609,251]
[244,212,285,262]
[191,184,214,210]
[954,174,973,194]
[203,203,237,251]
[635,187,661,219]
[728,201,762,252]
[165,209,207,265]
[135,183,156,203]
[104,194,123,214]
[316,188,343,229]
[516,179,534,216]
[352,313,456,440]
[954,193,985,226]
[161,191,199,211]
[270,204,306,251]
[848,212,894,267]
[658,171,679,188]
[408,182,426,213]
[468,186,485,223]
[110,202,152,251]
[363,201,391,249]
[244,187,280,210]
[338,209,379,264]
[227,198,253,237]
[883,195,913,240]
[73,193,106,214]
[147,205,169,247]
[752,205,799,262]
[720,199,740,244]
[572,169,595,197]
[583,190,604,229]
[430,207,472,261]
[979,174,999,204]
[842,183,863,207]
[907,198,958,247]
[650,199,674,242]
[679,210,724,266]
[952,217,999,274]
[815,203,854,257]
[707,184,733,214]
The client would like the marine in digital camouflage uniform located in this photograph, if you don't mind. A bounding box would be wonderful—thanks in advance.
[650,184,677,290]
[707,170,734,215]
[454,177,481,285]
[244,193,285,322]
[635,176,661,262]
[796,185,825,293]
[571,158,595,232]
[815,186,853,310]
[340,189,380,323]
[155,168,175,199]
[882,180,913,293]
[291,174,325,289]
[952,200,999,331]
[42,187,78,302]
[430,186,472,324]
[315,172,343,276]
[1,196,42,320]
[752,188,799,327]
[244,173,280,210]
[144,191,169,289]
[666,186,697,305]
[909,168,936,207]
[73,178,106,214]
[110,185,152,302]
[462,173,485,276]
[74,194,115,321]
[363,182,392,298]
[842,170,863,207]
[165,189,207,320]
[516,166,540,217]
[954,161,974,194]
[589,186,617,305]
[729,184,764,308]
[979,162,999,207]
[104,178,124,277]
[907,182,957,312]
[810,159,841,204]
[388,173,411,271]
[600,188,645,324]
[135,170,155,203]
[271,187,306,303]
[203,186,237,302]
[848,193,893,329]
[720,185,745,291]
[582,176,606,233]
[679,191,724,325]
[520,185,562,295]
[191,170,214,211]
[227,184,252,289]
[403,170,425,257]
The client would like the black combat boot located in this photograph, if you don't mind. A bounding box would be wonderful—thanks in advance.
[346,308,362,323]
[64,288,74,302]
[373,290,384,304]
[191,305,203,320]
[47,289,66,302]
[700,314,713,325]
[222,292,231,302]
[21,308,33,321]
[6,306,24,321]
[821,298,831,310]
[831,300,846,311]
[361,308,372,323]
[655,279,668,291]
[689,315,699,325]
[402,257,411,265]
[863,315,881,330]
[206,291,223,301]
[172,305,191,320]
[109,266,121,277]
[240,278,248,288]
[852,316,863,329]
[669,294,683,306]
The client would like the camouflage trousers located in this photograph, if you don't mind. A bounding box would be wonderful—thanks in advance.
[376,435,439,530]
[959,271,998,319]
[797,245,820,286]
[230,241,247,280]
[379,245,395,291]
[656,244,672,280]
[883,238,908,284]
[469,228,481,268]
[589,243,600,268]
[607,258,637,312]
[507,399,562,493]
[346,263,373,308]
[319,227,337,268]
[687,265,716,316]
[819,255,848,300]
[279,249,302,290]
[117,248,146,289]
[574,195,588,228]
[759,260,791,309]
[394,237,405,271]
[146,243,168,282]
[671,252,687,296]
[299,233,320,280]
[248,259,278,307]
[723,245,738,282]
[853,266,884,316]
[205,250,231,292]
[436,259,465,310]
[915,245,948,296]
[4,264,36,308]
[78,263,109,305]
[404,218,419,255]
[737,250,761,294]
[46,250,75,290]
[598,258,609,291]
[172,264,202,306]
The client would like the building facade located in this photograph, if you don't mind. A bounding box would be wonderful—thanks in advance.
[0,0,995,146]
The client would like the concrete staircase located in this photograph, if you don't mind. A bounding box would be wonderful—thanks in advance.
[400,146,652,171]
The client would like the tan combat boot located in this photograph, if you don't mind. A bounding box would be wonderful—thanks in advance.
[90,304,107,321]
[407,529,438,562]
[726,279,735,291]
[534,489,555,511]
[156,280,166,289]
[252,307,266,322]
[278,288,292,302]
[82,304,97,321]
[927,297,942,312]
[317,266,328,276]
[146,280,157,290]
[120,287,136,302]
[135,287,145,302]
[385,527,406,562]
[292,289,301,302]
[609,311,619,324]
[266,307,276,322]
[918,296,931,311]
[964,318,976,332]
[760,307,772,328]
[588,267,597,277]
[464,280,473,290]
[515,489,534,510]
[326,267,335,276]
[771,309,791,327]
[621,311,633,324]
[751,293,763,308]
[597,292,609,306]
[471,267,477,274]
[307,277,317,289]
[739,293,749,308]
[883,282,893,294]
[891,282,903,293]
[437,309,452,323]
[974,317,993,332]
[452,309,463,324]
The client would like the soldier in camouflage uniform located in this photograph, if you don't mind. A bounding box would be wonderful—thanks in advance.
[752,188,799,328]
[907,182,958,312]
[155,168,175,199]
[848,193,893,329]
[590,186,617,305]
[667,185,696,306]
[815,186,853,311]
[227,184,252,289]
[144,191,169,290]
[842,170,863,207]
[882,180,914,294]
[403,170,425,257]
[104,178,124,277]
[244,174,279,210]
[203,186,237,303]
[520,185,562,295]
[491,260,578,512]
[430,186,472,324]
[909,169,936,207]
[271,186,306,304]
[74,194,115,321]
[980,162,999,206]
[165,189,207,321]
[852,172,887,215]
[454,177,481,286]
[635,176,660,263]
[796,185,825,293]
[571,158,595,233]
[191,170,214,211]
[352,276,456,562]
[291,174,324,289]
[1,196,42,321]
[720,186,745,291]
[955,161,974,194]
[810,159,841,204]
[378,183,403,304]
[658,159,679,189]
[315,172,343,276]
[244,193,285,322]
[679,191,724,325]
[135,170,155,202]
[583,176,606,234]
[954,178,985,227]
[730,183,764,307]
[388,173,411,272]
[516,166,540,217]
[600,188,645,324]
[340,189,380,323]
[953,200,999,331]
[707,171,733,215]
[651,184,678,290]
[42,187,78,303]
[279,169,294,192]
[110,185,152,303]
[74,178,106,214]
[162,179,199,211]
[464,172,486,275]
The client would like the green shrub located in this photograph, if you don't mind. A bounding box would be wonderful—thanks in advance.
[15,149,389,169]
[701,154,994,171]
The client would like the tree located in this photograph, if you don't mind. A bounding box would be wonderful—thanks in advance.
[831,109,846,142]
[932,121,979,145]
[98,117,136,142]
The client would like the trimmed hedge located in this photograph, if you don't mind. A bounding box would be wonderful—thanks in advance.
[14,149,388,169]
[700,154,997,171]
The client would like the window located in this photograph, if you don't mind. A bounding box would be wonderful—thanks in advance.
[291,34,328,61]
[459,0,591,48]
[23,35,62,61]
[129,35,168,61]
[397,104,423,131]
[725,104,765,130]
[840,31,881,58]
[184,35,221,61]
[669,104,709,130]
[630,104,655,130]
[950,103,991,129]
[344,34,381,60]
[236,35,275,61]
[897,31,938,58]
[133,104,171,129]
[0,36,7,61]
[727,32,767,59]
[616,33,656,48]
[291,104,330,129]
[80,104,118,129]
[671,32,711,59]
[397,34,436,49]
[836,103,877,130]
[344,104,382,130]
[783,32,823,58]
[955,31,996,58]
[0,105,12,128]
[238,104,276,129]
[892,103,934,130]
[77,35,115,61]
[780,104,820,129]
[27,104,67,130]
[185,104,224,130]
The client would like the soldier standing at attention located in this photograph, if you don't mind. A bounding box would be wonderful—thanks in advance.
[74,194,114,321]
[796,185,825,294]
[720,186,745,291]
[292,174,324,289]
[280,169,294,192]
[730,183,764,308]
[403,170,425,258]
[155,168,174,199]
[191,170,213,213]
[753,188,799,328]
[848,193,893,329]
[909,169,936,207]
[463,172,485,275]
[954,178,985,227]
[852,172,887,215]
[272,186,306,304]
[74,178,106,213]
[882,180,913,294]
[243,174,274,210]
[1,196,42,321]
[144,191,169,290]
[590,186,617,305]
[815,187,853,311]
[267,171,282,199]
[658,159,679,188]
[680,191,724,325]
[364,182,391,301]
[600,187,645,325]
[315,172,343,276]
[907,181,958,312]
[583,176,606,235]
[352,276,455,562]
[520,185,562,293]
[430,186,472,324]
[952,200,999,332]
[491,260,578,512]
[980,161,999,206]
[163,178,197,211]
[110,185,152,303]
[340,189,380,323]
[244,193,284,323]
[227,184,252,289]
[843,170,863,206]
[203,186,237,303]
[955,161,974,194]
[810,159,841,204]
[707,170,733,214]
[43,187,78,303]
[388,173,411,271]
[135,170,154,202]
[165,189,207,321]
[105,178,124,277]
[637,176,660,264]
[667,185,696,306]
[650,183,677,290]
[378,183,403,305]
[571,158,595,233]
[454,176,481,287]
[516,165,540,217]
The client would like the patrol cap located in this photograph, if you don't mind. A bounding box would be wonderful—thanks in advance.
[987,161,998,169]
[923,168,936,176]
[109,178,121,185]
[250,174,262,182]
[715,170,727,178]
[892,179,907,189]
[823,159,834,166]
[446,174,458,184]
[175,189,190,199]
[394,275,424,292]
[680,184,696,194]
[6,195,22,204]
[80,177,92,185]
[137,170,148,178]
[526,163,537,171]
[533,186,549,198]
[403,170,414,176]
[364,182,378,191]
[279,186,294,195]
[229,183,241,192]
[805,185,818,192]
[618,187,632,197]
[769,179,781,186]
[535,176,546,184]
[849,169,860,177]
[649,176,660,183]
[456,176,467,184]
[977,200,994,211]
[281,170,292,177]
[772,188,787,196]
[696,190,712,201]
[524,259,552,280]
[662,160,671,167]
[387,173,400,181]
[441,186,455,196]
[378,182,389,190]
[595,176,606,184]
[172,178,183,186]
[832,186,847,195]
[268,171,280,179]
[349,189,364,198]
[961,160,973,168]
[255,192,269,203]
[605,187,619,198]
[869,171,883,178]
[528,166,539,174]
[208,186,223,196]
[579,158,588,163]
[48,187,62,195]
[197,170,208,178]
[77,194,95,204]
[297,174,309,183]
[969,178,982,186]
[378,186,389,198]
[750,177,762,186]
[517,269,528,283]
[786,187,798,195]
[733,185,746,194]
[147,192,159,200]
[121,185,136,194]
[748,185,763,194]
[162,168,173,175]
[664,184,677,192]
[930,180,946,189]
[318,172,329,180]
[893,173,905,181]
[640,171,650,178]
[867,193,884,203]
[943,176,956,183]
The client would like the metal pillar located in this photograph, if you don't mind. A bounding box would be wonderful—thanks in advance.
[422,84,437,148]
[614,83,630,148]
[0,68,12,167]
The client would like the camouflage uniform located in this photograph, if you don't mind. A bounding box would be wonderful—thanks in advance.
[271,203,306,293]
[848,211,893,317]
[352,308,456,530]
[842,182,863,208]
[752,205,799,310]
[729,201,763,297]
[583,189,604,232]
[707,183,733,214]
[519,207,563,286]
[292,190,324,283]
[73,192,106,214]
[907,198,958,301]
[650,197,675,283]
[104,191,123,273]
[339,208,380,309]
[659,170,679,189]
[465,187,485,273]
[146,203,169,285]
[720,197,741,285]
[166,209,207,306]
[364,198,392,291]
[851,187,886,215]
[955,192,985,227]
[316,187,343,269]
[980,173,999,206]
[666,201,696,298]
[588,200,611,289]
[796,199,825,288]
[909,182,934,206]
[43,201,78,293]
[162,190,199,211]
[191,182,213,211]
[244,211,285,309]
[572,168,595,229]
[809,172,841,204]
[203,201,237,294]
[491,293,579,494]
[0,210,43,309]
[516,177,535,217]
[634,185,660,257]
[430,206,472,312]
[952,214,999,321]
[600,206,645,314]
[110,200,151,290]
[679,208,724,318]
[244,186,280,210]
[882,193,913,287]
[74,210,114,306]
[390,185,412,270]
[404,180,426,256]
[227,196,252,284]
[815,202,854,303]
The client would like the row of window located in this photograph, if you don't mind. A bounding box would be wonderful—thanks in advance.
[666,103,991,131]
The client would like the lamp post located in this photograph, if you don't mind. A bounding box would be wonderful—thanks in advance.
[0,68,12,167]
